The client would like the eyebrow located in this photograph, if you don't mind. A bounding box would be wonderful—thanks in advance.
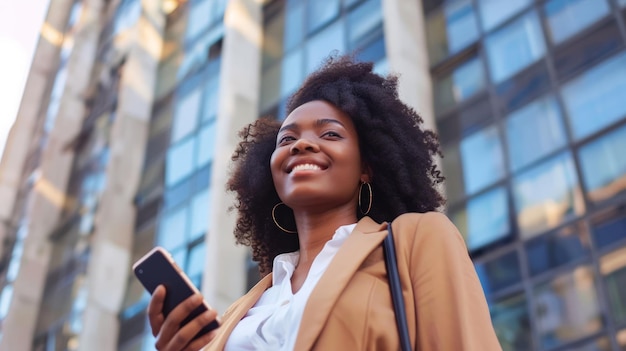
[278,118,346,133]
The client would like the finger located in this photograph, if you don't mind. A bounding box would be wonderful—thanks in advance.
[148,285,166,337]
[171,310,218,351]
[156,294,204,349]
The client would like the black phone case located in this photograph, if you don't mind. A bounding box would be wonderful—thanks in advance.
[133,249,219,338]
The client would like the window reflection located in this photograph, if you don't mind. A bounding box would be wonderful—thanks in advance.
[196,122,217,168]
[579,124,626,203]
[460,125,505,195]
[485,11,546,83]
[166,137,195,187]
[203,77,219,122]
[434,57,486,115]
[190,189,210,239]
[284,0,305,52]
[425,0,479,65]
[187,241,207,279]
[544,0,610,45]
[571,337,612,351]
[347,0,382,49]
[561,52,626,140]
[512,152,584,239]
[490,293,532,351]
[451,186,510,251]
[158,206,189,250]
[305,20,346,74]
[505,95,567,173]
[533,266,602,349]
[525,222,590,276]
[591,208,626,249]
[475,251,521,296]
[281,48,304,97]
[172,89,201,143]
[477,0,531,31]
[307,0,340,33]
[600,246,626,325]
[186,0,211,41]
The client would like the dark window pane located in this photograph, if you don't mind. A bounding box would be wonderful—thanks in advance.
[601,246,626,325]
[490,293,532,351]
[533,266,602,349]
[164,176,192,211]
[434,57,486,115]
[512,152,584,239]
[525,222,590,276]
[475,251,521,296]
[561,51,626,140]
[425,0,479,64]
[569,337,612,351]
[186,241,207,278]
[354,35,385,64]
[477,0,531,31]
[553,19,622,82]
[579,124,626,203]
[451,186,510,250]
[495,60,551,115]
[485,11,546,83]
[505,95,567,172]
[592,208,626,250]
[262,5,284,68]
[544,0,610,44]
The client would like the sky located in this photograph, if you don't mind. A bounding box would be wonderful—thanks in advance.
[0,1,51,160]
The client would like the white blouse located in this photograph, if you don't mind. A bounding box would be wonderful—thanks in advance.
[224,223,357,351]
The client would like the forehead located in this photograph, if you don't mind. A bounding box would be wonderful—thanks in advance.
[282,100,354,128]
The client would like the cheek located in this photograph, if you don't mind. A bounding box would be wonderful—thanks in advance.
[269,149,283,184]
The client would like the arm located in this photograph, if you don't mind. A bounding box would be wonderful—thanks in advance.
[404,212,502,351]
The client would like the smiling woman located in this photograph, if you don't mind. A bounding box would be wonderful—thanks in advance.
[146,55,501,351]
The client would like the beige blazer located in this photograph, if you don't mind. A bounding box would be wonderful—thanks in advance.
[204,212,502,350]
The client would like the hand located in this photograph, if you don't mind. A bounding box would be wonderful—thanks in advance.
[148,285,219,351]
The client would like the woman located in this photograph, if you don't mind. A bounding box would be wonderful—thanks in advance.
[148,56,501,350]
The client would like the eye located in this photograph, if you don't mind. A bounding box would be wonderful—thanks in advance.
[322,131,342,139]
[278,135,296,145]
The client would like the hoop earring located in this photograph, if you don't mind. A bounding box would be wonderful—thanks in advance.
[358,182,372,215]
[272,202,297,234]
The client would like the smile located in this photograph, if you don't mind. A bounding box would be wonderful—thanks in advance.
[291,163,323,172]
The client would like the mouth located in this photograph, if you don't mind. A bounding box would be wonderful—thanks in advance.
[287,162,328,173]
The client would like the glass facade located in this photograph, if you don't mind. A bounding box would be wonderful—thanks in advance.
[426,0,626,349]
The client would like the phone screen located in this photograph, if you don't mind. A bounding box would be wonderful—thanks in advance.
[133,247,219,338]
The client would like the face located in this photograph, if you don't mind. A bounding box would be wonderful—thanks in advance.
[270,100,369,211]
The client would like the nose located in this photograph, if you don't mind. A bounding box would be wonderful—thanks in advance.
[289,137,320,155]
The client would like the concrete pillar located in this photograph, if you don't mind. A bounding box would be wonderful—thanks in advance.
[381,0,435,132]
[77,1,165,350]
[203,0,263,313]
[0,0,98,349]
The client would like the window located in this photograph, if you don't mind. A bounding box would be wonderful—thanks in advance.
[307,0,340,33]
[187,241,207,279]
[305,20,346,74]
[281,48,304,97]
[451,186,510,250]
[512,152,583,239]
[475,251,521,296]
[434,57,486,115]
[591,208,626,250]
[561,52,626,140]
[203,77,219,122]
[347,0,382,49]
[477,0,531,31]
[579,124,626,203]
[166,137,196,187]
[601,246,626,325]
[525,222,590,276]
[426,0,479,64]
[460,125,505,195]
[157,206,189,250]
[533,266,602,349]
[544,0,610,44]
[505,95,566,172]
[485,11,546,83]
[196,122,217,168]
[186,0,212,41]
[490,293,532,351]
[172,89,201,143]
[284,0,306,52]
[113,0,141,35]
[190,189,210,239]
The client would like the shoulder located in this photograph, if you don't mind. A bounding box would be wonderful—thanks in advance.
[391,212,467,250]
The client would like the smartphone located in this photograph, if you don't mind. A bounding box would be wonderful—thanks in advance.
[132,247,219,338]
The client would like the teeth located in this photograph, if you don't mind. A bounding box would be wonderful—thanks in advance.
[292,164,321,172]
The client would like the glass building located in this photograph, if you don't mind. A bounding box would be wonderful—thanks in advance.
[0,0,624,350]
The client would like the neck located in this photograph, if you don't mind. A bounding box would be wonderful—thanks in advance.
[293,205,358,266]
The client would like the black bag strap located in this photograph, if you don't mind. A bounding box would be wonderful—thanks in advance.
[383,223,412,351]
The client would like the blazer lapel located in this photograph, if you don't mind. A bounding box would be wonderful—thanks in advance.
[293,217,388,350]
[208,273,273,350]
